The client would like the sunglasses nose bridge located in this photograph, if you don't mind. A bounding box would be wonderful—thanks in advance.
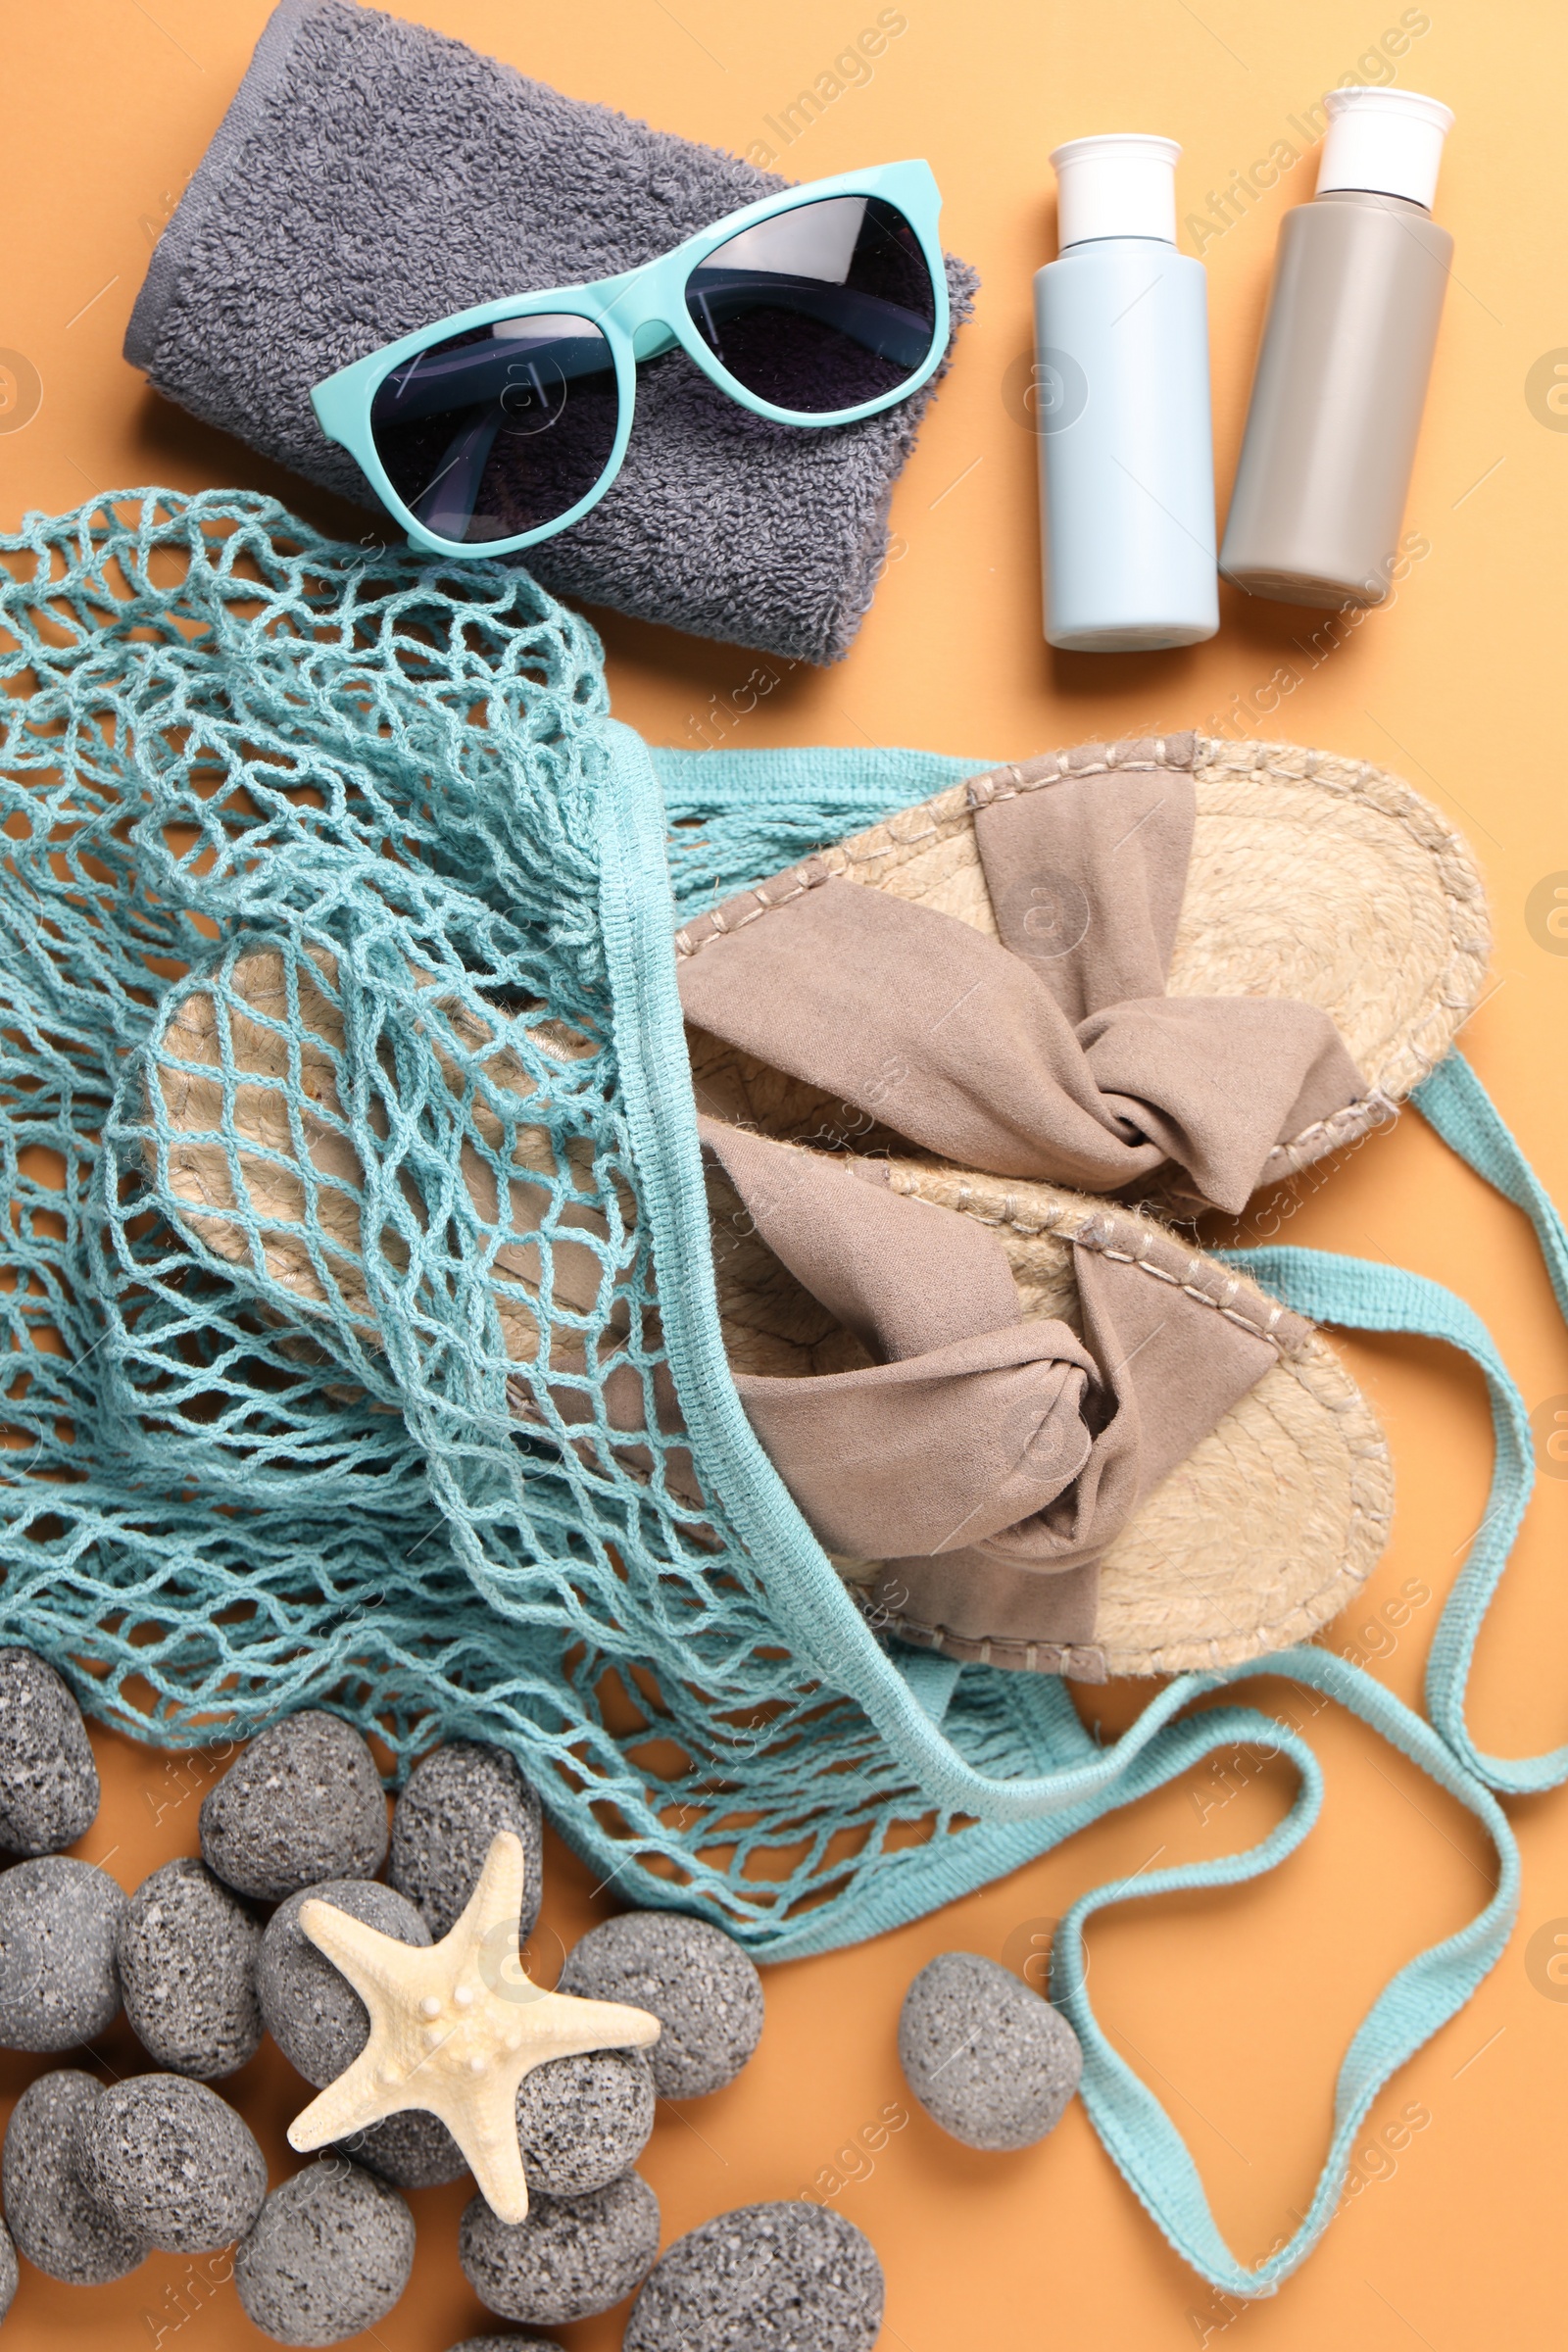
[601,269,683,359]
[631,317,681,361]
[597,262,676,331]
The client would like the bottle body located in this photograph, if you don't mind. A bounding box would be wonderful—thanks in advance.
[1034,240,1217,652]
[1220,189,1451,608]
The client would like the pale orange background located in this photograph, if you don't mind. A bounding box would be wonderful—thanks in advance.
[3,1,1567,2346]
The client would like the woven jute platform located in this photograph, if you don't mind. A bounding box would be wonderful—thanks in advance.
[156,951,612,1375]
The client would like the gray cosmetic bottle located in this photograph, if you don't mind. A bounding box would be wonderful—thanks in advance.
[1220,88,1452,609]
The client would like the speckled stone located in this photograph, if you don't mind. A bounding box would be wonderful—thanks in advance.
[0,2215,16,2320]
[118,1858,264,2079]
[516,2046,655,2196]
[200,1712,388,1901]
[0,1856,126,2050]
[388,1740,544,1940]
[259,1877,430,2087]
[623,2202,884,2352]
[76,2073,269,2254]
[459,2172,660,2326]
[558,1911,763,2099]
[445,2341,558,2352]
[1,2070,148,2285]
[333,2107,467,2191]
[898,1950,1082,2150]
[234,2161,416,2347]
[0,1648,99,1856]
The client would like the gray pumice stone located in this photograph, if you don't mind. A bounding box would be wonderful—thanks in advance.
[0,2216,15,2320]
[334,2106,468,2190]
[0,1647,99,1854]
[119,1857,264,2078]
[445,2340,559,2352]
[333,2049,656,2199]
[0,1855,126,2049]
[1,2070,149,2284]
[389,1740,544,1939]
[200,1711,388,1900]
[623,2201,884,2352]
[234,2161,416,2346]
[898,1950,1083,2150]
[75,2072,269,2253]
[459,2171,660,2325]
[558,1910,763,2098]
[516,2045,655,2195]
[259,1877,429,2087]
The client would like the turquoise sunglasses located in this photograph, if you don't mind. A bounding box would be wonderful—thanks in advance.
[311,160,948,558]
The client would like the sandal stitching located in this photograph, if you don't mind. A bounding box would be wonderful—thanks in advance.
[1190,734,1487,1097]
[867,1605,1109,1678]
[674,859,828,959]
[923,1185,1307,1359]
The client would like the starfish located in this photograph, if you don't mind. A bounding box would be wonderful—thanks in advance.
[286,1830,661,2223]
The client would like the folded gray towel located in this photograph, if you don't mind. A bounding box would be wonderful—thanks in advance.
[124,0,976,664]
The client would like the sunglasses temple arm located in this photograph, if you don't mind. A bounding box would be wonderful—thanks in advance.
[374,334,613,425]
[407,414,504,540]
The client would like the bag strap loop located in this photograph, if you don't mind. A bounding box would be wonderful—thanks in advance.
[1055,1648,1517,2296]
[1237,1052,1568,1795]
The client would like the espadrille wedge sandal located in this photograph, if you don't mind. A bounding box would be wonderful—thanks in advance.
[152,949,1390,1681]
[677,731,1491,1215]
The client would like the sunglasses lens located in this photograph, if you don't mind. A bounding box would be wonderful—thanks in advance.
[368,313,619,545]
[684,195,938,416]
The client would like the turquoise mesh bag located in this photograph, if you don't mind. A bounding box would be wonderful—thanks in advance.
[2,490,1562,2295]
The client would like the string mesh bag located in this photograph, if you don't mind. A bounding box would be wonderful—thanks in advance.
[0,489,1547,2298]
[0,488,1158,1951]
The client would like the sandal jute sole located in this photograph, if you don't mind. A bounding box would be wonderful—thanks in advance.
[710,1144,1391,1677]
[151,950,1391,1683]
[153,951,615,1369]
[683,731,1492,1200]
[883,1160,1390,1676]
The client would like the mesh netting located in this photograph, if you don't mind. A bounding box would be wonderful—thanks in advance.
[0,489,1082,1950]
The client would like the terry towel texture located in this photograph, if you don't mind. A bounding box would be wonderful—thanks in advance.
[124,0,977,664]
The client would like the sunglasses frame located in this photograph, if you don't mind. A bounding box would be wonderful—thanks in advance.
[311,159,948,559]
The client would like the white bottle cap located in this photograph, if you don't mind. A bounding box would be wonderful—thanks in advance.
[1049,134,1179,249]
[1315,87,1453,210]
